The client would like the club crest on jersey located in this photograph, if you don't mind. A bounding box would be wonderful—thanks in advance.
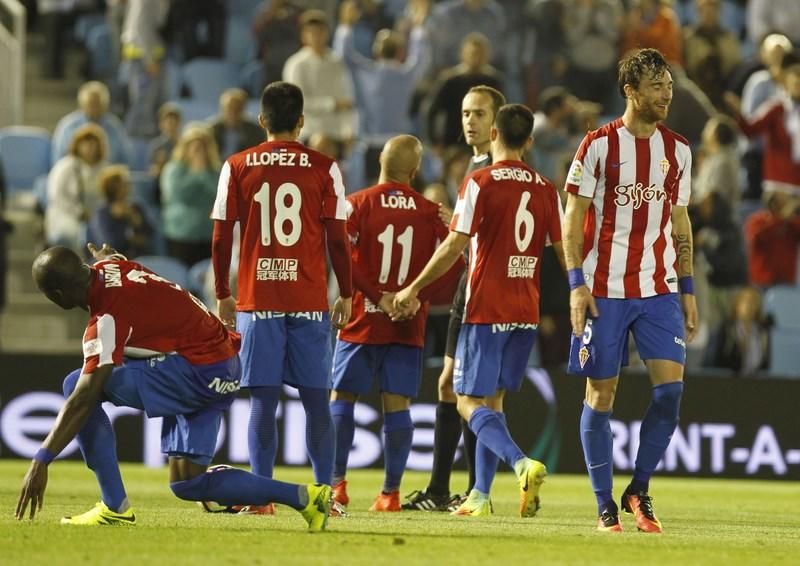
[614,182,667,209]
[380,193,416,209]
[660,158,670,175]
[579,346,590,369]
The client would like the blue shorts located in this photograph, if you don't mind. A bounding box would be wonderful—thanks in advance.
[102,354,241,465]
[237,311,332,390]
[453,323,538,397]
[331,340,423,398]
[568,294,686,379]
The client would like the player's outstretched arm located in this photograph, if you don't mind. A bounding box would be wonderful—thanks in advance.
[563,194,599,336]
[395,231,469,310]
[16,365,113,520]
[671,205,698,343]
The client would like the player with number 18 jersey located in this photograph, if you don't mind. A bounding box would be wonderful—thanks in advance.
[211,82,352,494]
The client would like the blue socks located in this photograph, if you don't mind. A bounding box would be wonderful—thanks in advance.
[298,387,335,485]
[331,399,355,484]
[467,406,525,469]
[474,412,504,494]
[170,466,304,509]
[580,402,614,513]
[631,381,683,493]
[383,410,414,493]
[63,370,129,513]
[247,386,281,478]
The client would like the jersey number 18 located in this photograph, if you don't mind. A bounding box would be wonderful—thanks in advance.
[254,182,302,246]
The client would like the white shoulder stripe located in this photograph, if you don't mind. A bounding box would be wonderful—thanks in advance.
[211,160,232,220]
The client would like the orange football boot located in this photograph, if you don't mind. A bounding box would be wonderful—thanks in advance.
[368,491,401,512]
[621,491,662,533]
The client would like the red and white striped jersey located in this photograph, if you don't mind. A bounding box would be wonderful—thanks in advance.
[565,119,692,298]
[451,160,564,324]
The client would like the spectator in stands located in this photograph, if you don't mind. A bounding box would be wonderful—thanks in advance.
[526,0,569,101]
[531,86,578,186]
[160,125,220,266]
[744,189,800,288]
[741,35,793,119]
[148,102,182,179]
[729,52,800,198]
[210,88,264,160]
[709,286,769,376]
[46,124,108,251]
[424,34,502,150]
[440,145,472,205]
[52,81,131,166]
[695,114,741,218]
[737,34,793,201]
[622,0,683,67]
[424,0,505,73]
[253,0,303,86]
[121,0,170,138]
[87,165,153,258]
[691,190,748,331]
[747,0,800,47]
[38,0,79,79]
[334,0,431,138]
[283,9,356,148]
[563,0,624,114]
[162,0,225,60]
[661,69,717,146]
[683,0,742,110]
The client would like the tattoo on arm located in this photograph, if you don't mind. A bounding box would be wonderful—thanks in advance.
[673,232,693,277]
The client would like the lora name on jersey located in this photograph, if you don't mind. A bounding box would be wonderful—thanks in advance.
[380,193,416,209]
[245,150,311,168]
[491,167,540,183]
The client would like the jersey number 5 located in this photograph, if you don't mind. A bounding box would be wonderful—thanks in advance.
[254,182,302,246]
[377,224,414,285]
[515,191,534,252]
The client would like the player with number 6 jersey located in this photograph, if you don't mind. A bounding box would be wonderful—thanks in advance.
[211,82,352,510]
[330,135,464,514]
[394,104,565,518]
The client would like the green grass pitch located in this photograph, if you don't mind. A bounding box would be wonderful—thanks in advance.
[1,461,798,565]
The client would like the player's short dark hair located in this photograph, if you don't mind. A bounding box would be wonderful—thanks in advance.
[466,85,506,117]
[618,48,672,98]
[711,115,738,147]
[260,81,303,134]
[781,50,800,71]
[538,86,570,116]
[495,104,534,150]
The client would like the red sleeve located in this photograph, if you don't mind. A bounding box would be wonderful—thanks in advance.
[736,104,779,138]
[325,218,353,297]
[212,220,235,299]
[549,186,564,244]
[352,264,383,304]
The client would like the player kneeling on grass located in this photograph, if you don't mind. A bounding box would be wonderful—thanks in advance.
[329,135,463,513]
[395,104,566,517]
[15,244,330,531]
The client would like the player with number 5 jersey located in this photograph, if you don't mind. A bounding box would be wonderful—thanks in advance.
[211,82,353,511]
[394,104,565,518]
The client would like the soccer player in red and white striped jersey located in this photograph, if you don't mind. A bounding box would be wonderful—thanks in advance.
[562,48,698,533]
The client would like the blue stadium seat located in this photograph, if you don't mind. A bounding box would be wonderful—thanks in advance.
[767,330,800,378]
[240,60,265,98]
[129,171,157,208]
[86,23,114,78]
[228,0,262,18]
[764,286,800,332]
[172,99,217,124]
[129,137,151,172]
[0,126,52,193]
[225,17,257,67]
[33,174,48,211]
[73,13,106,43]
[188,257,212,300]
[132,255,191,289]
[181,58,240,102]
[246,98,261,120]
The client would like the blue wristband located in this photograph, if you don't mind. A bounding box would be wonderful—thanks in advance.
[568,268,585,290]
[33,448,56,465]
[678,276,694,295]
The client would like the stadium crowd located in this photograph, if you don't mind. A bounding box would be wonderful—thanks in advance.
[9,0,800,376]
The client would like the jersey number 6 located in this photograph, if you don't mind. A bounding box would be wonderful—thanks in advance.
[515,191,534,252]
